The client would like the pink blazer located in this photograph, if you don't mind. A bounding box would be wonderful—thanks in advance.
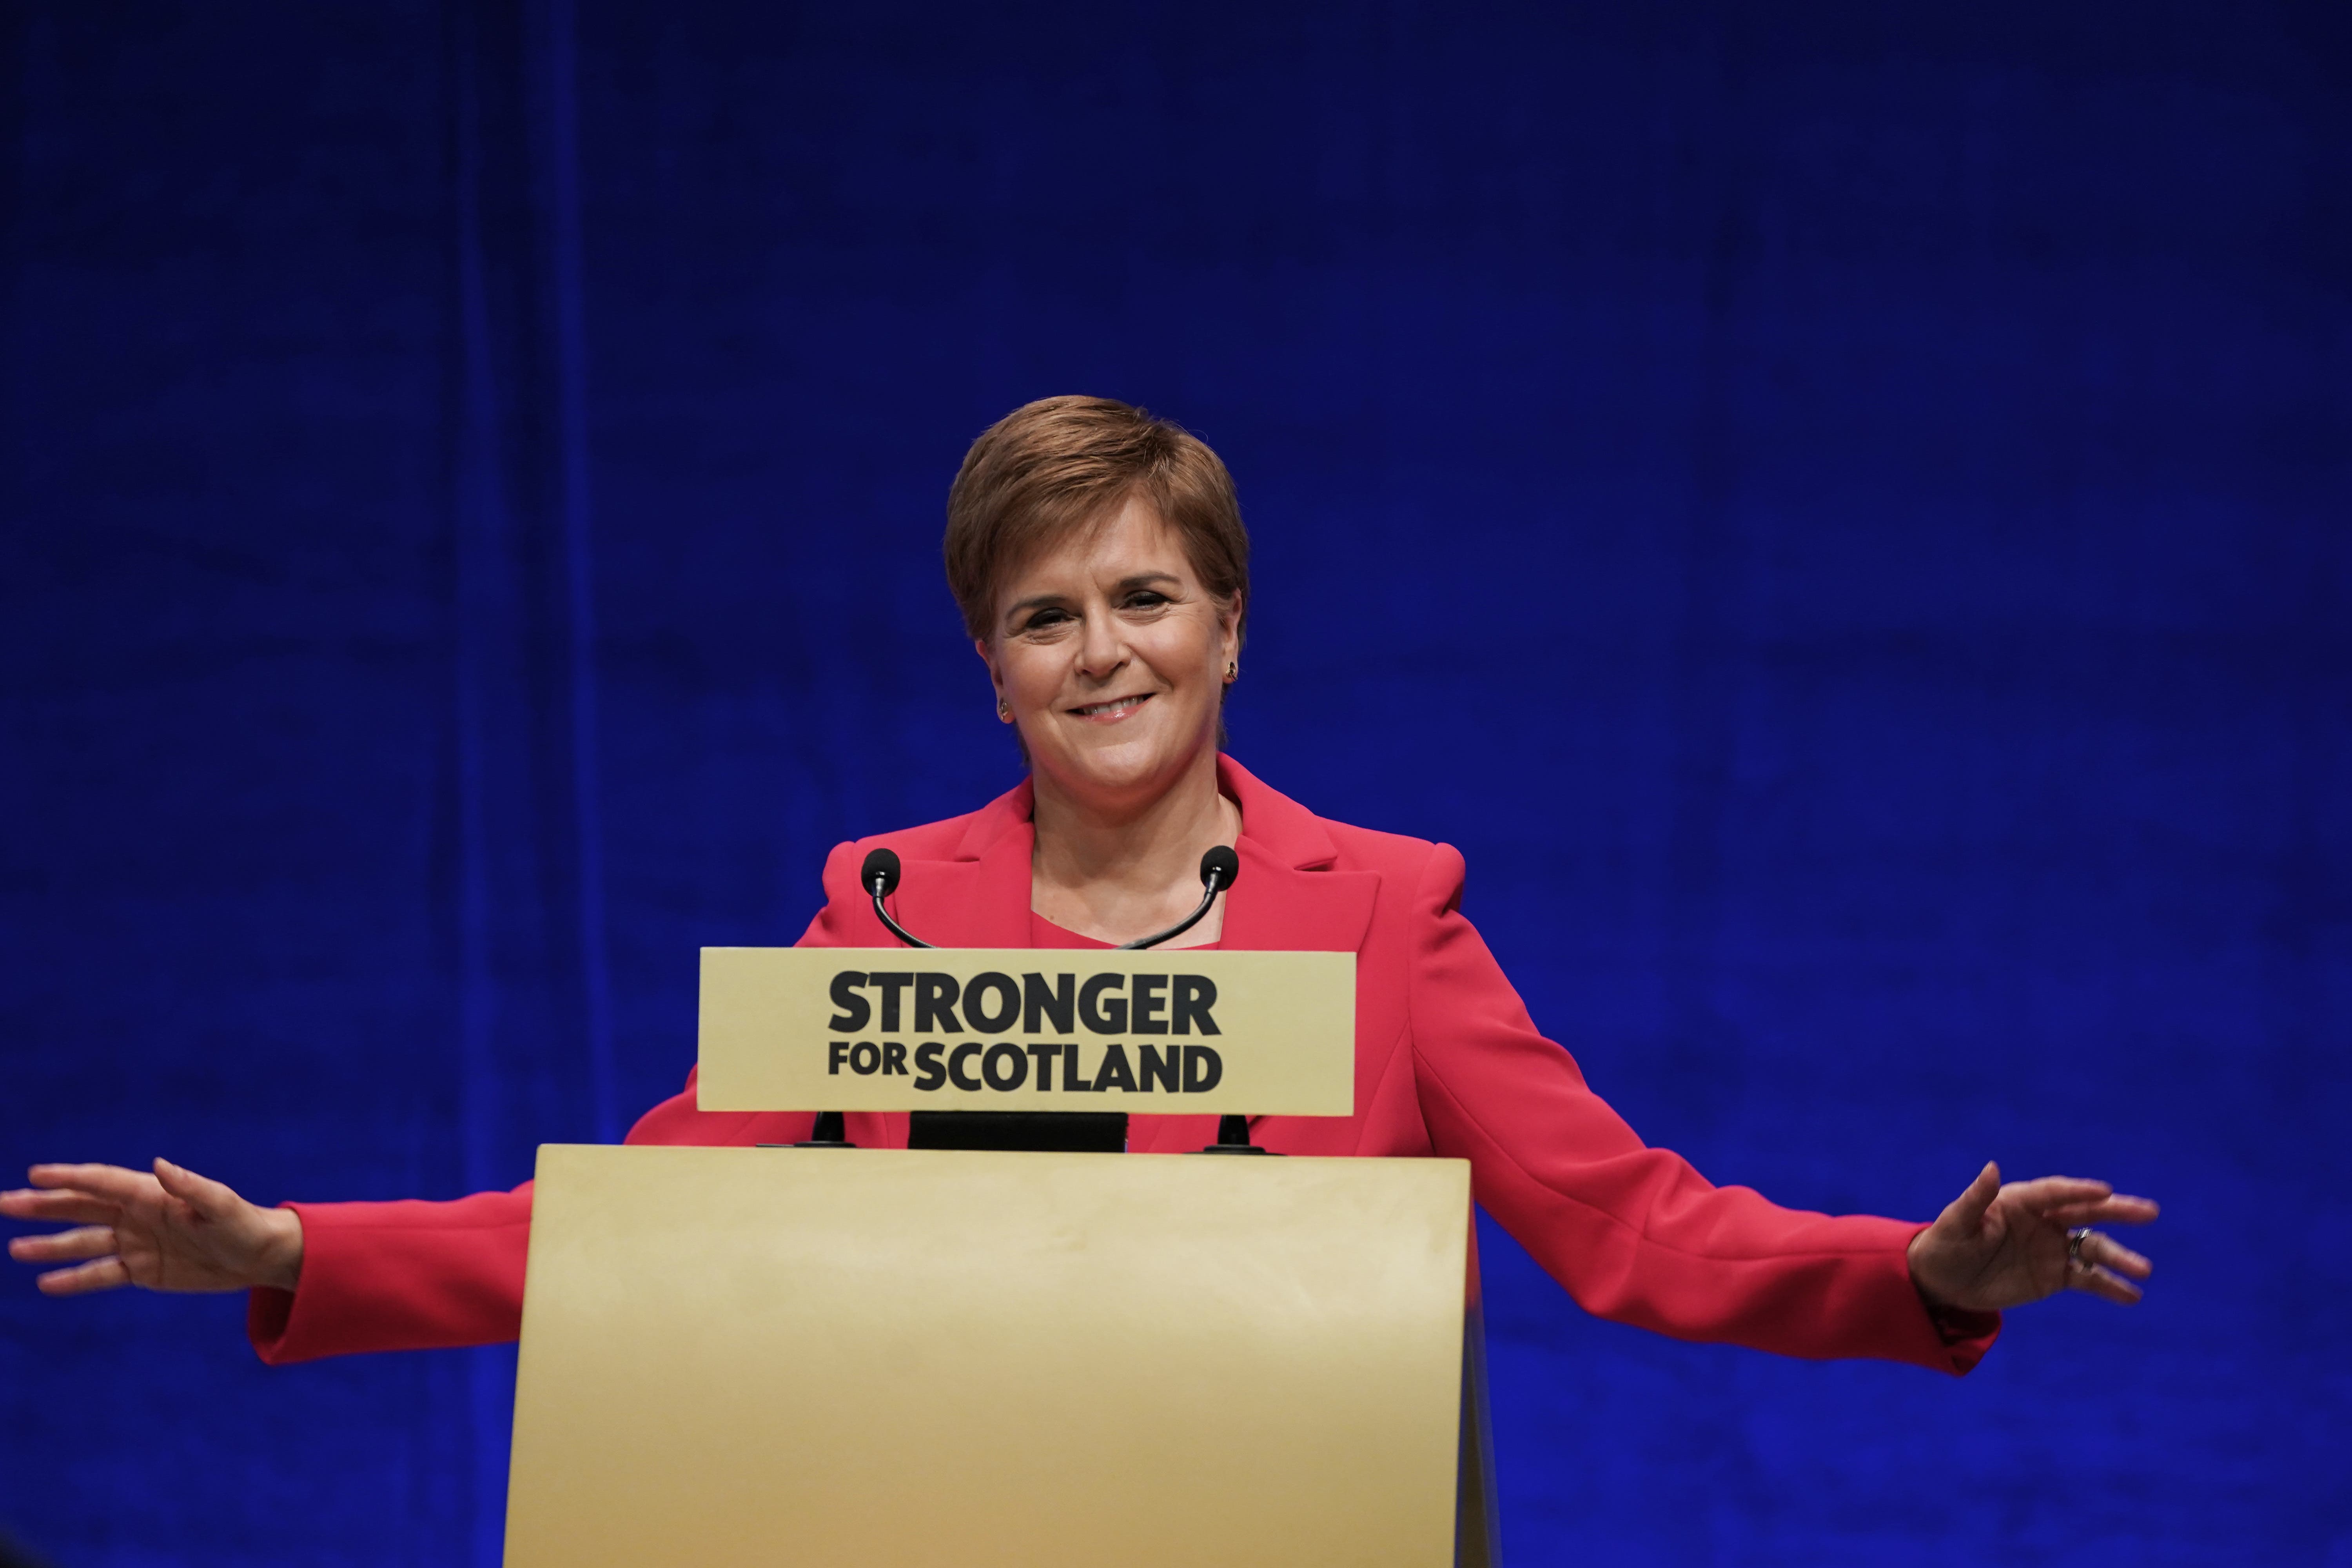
[250,756,1996,1373]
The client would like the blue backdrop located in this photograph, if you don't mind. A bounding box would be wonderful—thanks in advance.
[2,3,2346,1564]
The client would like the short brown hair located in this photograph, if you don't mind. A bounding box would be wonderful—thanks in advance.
[944,396,1249,642]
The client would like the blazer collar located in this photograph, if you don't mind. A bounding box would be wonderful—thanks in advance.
[894,754,1374,954]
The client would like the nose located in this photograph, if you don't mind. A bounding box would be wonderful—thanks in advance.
[1074,604,1127,680]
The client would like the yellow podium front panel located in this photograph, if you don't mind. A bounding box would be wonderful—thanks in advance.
[504,1144,1471,1568]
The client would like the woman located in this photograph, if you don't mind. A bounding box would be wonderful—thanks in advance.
[5,396,2154,1370]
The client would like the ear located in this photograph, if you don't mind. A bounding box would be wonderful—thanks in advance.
[975,637,1002,693]
[1218,595,1245,662]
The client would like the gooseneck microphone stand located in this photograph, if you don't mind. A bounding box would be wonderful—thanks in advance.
[1116,846,1238,951]
[792,849,932,1143]
[863,844,1237,953]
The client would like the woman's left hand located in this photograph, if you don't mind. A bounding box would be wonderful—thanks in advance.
[1907,1161,2158,1312]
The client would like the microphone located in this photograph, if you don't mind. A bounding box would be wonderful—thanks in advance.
[862,847,935,949]
[1118,845,1240,951]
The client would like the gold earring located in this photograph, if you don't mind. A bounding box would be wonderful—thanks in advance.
[1225,662,1238,683]
[997,697,1013,722]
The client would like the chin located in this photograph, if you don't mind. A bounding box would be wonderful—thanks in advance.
[1048,726,1201,797]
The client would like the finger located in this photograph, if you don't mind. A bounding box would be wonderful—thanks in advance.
[2002,1175,2114,1210]
[2080,1231,2153,1281]
[9,1225,118,1264]
[0,1190,124,1225]
[2043,1195,2160,1228]
[34,1256,132,1296]
[1944,1161,2002,1229]
[2068,1263,2144,1306]
[26,1164,162,1205]
[152,1158,244,1220]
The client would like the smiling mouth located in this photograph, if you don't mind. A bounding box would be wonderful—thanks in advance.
[1070,693,1155,720]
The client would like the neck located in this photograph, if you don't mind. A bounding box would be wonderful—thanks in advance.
[1028,743,1236,944]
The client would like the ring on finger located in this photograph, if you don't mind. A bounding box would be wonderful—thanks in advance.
[2066,1226,2095,1273]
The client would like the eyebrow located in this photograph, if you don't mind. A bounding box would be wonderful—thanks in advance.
[1005,573,1183,618]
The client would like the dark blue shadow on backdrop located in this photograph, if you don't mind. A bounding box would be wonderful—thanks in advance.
[1,3,2346,1564]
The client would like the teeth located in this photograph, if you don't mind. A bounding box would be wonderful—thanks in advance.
[1076,695,1149,717]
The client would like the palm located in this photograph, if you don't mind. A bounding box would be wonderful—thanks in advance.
[1908,1161,2158,1312]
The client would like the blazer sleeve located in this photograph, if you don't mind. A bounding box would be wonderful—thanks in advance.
[245,1186,536,1364]
[1404,842,1998,1374]
[247,857,860,1366]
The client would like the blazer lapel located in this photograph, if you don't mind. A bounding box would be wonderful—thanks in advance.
[889,783,1035,949]
[1218,847,1380,954]
[1215,755,1380,955]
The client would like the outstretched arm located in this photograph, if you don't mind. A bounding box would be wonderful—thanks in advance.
[1908,1161,2157,1312]
[3,1160,301,1295]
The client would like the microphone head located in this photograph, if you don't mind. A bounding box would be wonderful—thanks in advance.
[1198,845,1240,893]
[860,847,903,897]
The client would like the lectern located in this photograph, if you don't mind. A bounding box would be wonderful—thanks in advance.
[501,948,1499,1566]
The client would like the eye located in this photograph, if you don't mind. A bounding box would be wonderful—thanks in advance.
[1122,590,1171,610]
[1016,606,1074,635]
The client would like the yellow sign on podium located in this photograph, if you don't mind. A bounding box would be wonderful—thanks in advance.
[504,1144,1477,1567]
[698,947,1358,1115]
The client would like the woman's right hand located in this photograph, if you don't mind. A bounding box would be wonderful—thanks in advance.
[2,1159,302,1295]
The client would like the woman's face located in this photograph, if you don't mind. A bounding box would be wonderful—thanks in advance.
[982,494,1240,815]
